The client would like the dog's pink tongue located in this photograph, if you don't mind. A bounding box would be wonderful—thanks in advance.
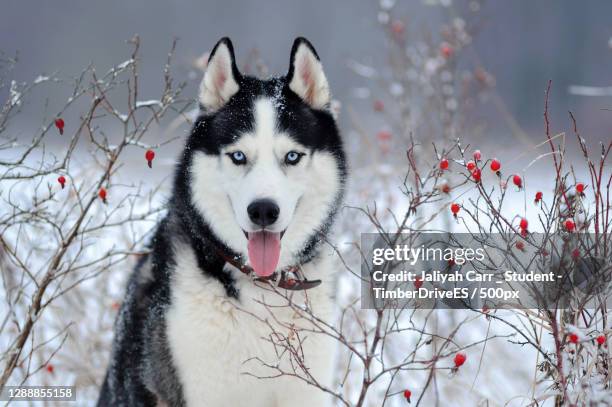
[247,231,281,277]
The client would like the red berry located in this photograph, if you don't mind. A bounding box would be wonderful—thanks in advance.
[471,168,481,182]
[145,149,155,168]
[571,248,580,259]
[373,100,384,112]
[440,43,453,58]
[512,175,522,189]
[564,219,575,232]
[376,130,392,142]
[54,118,65,135]
[439,158,449,170]
[450,203,460,216]
[519,218,528,231]
[453,352,466,368]
[596,335,606,346]
[441,183,451,194]
[391,20,405,35]
[535,191,543,204]
[414,277,423,290]
[57,175,66,189]
[46,364,54,373]
[515,241,525,251]
[98,187,107,203]
[473,150,481,161]
[568,333,579,344]
[403,389,412,402]
[466,160,476,171]
[490,158,501,172]
[576,183,586,194]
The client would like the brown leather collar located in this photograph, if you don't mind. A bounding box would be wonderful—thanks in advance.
[216,250,321,291]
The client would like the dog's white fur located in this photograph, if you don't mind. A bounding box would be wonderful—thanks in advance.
[166,244,336,406]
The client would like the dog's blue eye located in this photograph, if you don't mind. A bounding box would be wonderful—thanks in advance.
[285,151,303,165]
[227,151,247,165]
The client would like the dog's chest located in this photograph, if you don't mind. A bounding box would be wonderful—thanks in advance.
[164,247,334,406]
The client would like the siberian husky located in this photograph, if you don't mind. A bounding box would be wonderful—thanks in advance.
[98,37,346,406]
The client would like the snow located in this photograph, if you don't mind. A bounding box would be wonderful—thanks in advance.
[33,75,50,84]
[9,80,21,106]
[568,85,612,96]
[105,59,135,77]
[379,0,396,10]
[135,99,163,108]
[347,60,378,78]
[389,82,404,96]
[116,59,134,70]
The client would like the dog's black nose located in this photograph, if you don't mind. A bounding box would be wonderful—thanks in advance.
[247,199,280,227]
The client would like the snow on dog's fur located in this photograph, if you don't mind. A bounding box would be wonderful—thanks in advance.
[98,37,346,406]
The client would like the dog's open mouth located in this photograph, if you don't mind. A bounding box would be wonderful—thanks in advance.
[245,230,285,277]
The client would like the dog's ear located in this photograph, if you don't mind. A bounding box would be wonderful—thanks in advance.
[199,38,241,111]
[286,38,330,109]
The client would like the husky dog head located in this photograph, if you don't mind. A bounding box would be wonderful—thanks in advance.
[173,37,345,278]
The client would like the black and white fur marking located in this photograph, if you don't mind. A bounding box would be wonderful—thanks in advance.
[98,37,346,407]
